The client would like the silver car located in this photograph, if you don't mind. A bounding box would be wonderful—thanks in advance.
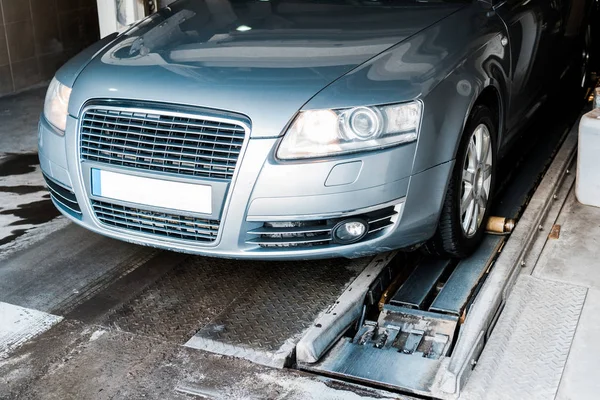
[39,0,593,259]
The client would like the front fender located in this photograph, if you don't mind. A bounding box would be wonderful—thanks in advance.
[415,32,510,173]
[302,3,511,175]
[413,9,510,174]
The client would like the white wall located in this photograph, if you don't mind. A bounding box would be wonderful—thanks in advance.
[96,0,149,38]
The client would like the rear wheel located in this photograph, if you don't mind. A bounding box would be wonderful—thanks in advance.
[424,105,497,258]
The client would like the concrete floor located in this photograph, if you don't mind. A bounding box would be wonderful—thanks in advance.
[533,188,600,400]
[0,85,46,156]
[0,85,54,250]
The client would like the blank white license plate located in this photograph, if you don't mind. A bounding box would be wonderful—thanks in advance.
[91,169,212,214]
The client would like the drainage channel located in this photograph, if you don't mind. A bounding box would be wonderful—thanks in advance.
[292,88,589,398]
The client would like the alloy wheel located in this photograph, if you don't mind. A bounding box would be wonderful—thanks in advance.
[460,123,493,238]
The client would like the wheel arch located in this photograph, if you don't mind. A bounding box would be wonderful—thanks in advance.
[468,83,505,151]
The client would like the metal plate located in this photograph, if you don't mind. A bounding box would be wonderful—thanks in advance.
[429,236,502,315]
[185,257,367,368]
[102,256,367,368]
[303,305,458,396]
[304,336,444,396]
[390,258,453,310]
[461,275,587,400]
[102,257,263,343]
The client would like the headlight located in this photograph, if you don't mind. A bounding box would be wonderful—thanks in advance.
[277,102,422,160]
[44,77,72,132]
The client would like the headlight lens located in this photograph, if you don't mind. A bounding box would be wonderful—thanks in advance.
[44,77,72,131]
[277,102,422,160]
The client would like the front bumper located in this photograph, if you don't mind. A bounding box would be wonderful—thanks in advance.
[38,112,453,260]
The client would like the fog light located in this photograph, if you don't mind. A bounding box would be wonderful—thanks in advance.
[332,219,368,244]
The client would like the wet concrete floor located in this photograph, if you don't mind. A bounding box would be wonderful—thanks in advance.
[0,154,59,247]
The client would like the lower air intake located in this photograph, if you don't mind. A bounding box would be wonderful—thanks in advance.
[247,206,397,248]
[92,200,220,243]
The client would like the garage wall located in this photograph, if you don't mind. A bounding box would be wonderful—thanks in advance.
[0,0,100,96]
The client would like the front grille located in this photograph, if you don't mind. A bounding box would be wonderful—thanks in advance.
[43,173,82,217]
[92,200,220,243]
[80,106,246,180]
[247,206,398,248]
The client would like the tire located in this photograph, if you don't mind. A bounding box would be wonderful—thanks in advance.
[578,24,592,96]
[424,104,497,258]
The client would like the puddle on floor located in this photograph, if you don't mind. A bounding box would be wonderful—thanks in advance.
[0,153,58,247]
[0,153,39,177]
[0,185,46,194]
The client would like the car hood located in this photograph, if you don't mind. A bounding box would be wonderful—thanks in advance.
[70,0,464,138]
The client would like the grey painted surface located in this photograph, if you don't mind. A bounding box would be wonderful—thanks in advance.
[556,288,600,400]
[532,189,600,399]
[534,190,600,288]
[41,0,592,259]
[461,275,586,400]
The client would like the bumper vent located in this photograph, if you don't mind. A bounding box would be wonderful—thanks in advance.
[80,106,246,181]
[247,206,397,248]
[43,174,81,217]
[92,200,220,243]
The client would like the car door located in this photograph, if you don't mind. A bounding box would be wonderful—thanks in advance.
[494,0,564,141]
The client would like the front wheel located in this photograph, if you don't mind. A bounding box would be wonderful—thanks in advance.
[424,105,497,258]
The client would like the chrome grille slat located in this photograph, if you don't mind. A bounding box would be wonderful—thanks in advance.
[94,212,217,240]
[368,225,391,234]
[92,203,219,232]
[47,185,80,211]
[80,105,246,180]
[82,121,245,141]
[368,212,399,225]
[43,173,82,215]
[84,111,246,134]
[247,224,334,236]
[92,200,219,243]
[82,153,233,177]
[247,234,333,246]
[81,143,238,164]
[80,129,242,153]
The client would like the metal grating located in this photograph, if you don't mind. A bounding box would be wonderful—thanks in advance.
[247,206,397,248]
[91,200,220,243]
[80,107,246,180]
